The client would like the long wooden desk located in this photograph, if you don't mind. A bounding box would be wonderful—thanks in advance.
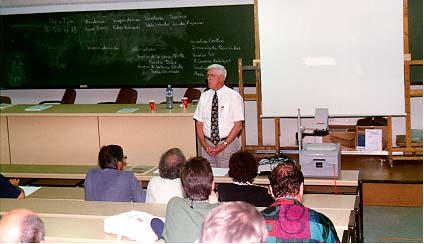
[0,198,354,243]
[0,164,157,180]
[1,165,363,242]
[24,187,359,242]
[0,165,359,187]
[27,186,85,200]
[0,104,197,166]
[26,186,358,209]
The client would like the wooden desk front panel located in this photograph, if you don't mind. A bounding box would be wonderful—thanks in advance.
[0,117,10,164]
[99,116,196,166]
[8,116,99,165]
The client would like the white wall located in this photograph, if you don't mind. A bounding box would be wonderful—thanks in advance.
[1,86,422,147]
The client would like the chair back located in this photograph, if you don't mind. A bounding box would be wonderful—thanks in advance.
[0,96,12,104]
[61,89,77,104]
[116,88,137,104]
[183,88,201,103]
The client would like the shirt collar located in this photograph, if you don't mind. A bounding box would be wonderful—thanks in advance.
[213,86,226,95]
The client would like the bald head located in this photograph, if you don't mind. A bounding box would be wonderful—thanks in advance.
[0,209,45,243]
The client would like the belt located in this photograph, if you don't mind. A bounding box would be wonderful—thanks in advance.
[204,135,227,143]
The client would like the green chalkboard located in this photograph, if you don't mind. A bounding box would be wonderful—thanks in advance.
[1,5,255,89]
[409,0,423,84]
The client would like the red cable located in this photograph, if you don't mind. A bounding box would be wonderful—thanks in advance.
[333,164,338,194]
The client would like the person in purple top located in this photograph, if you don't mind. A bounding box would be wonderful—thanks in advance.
[84,144,146,202]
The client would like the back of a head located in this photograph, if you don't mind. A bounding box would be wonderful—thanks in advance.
[199,201,267,243]
[269,163,304,198]
[0,209,45,243]
[228,150,258,183]
[98,145,124,169]
[159,148,186,180]
[181,157,213,201]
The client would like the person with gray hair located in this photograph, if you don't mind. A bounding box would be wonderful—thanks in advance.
[146,148,186,203]
[199,201,267,243]
[193,64,244,168]
[0,208,45,243]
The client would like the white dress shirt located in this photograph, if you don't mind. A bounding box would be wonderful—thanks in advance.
[145,176,184,204]
[193,86,244,138]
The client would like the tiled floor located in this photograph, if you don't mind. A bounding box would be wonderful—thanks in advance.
[364,206,423,243]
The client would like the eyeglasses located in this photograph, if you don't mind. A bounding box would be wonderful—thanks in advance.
[206,73,222,78]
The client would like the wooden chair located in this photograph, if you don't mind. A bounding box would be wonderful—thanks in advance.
[183,88,201,103]
[0,96,12,104]
[40,89,76,104]
[99,88,138,104]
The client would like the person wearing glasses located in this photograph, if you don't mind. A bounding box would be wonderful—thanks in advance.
[84,144,146,202]
[193,64,244,168]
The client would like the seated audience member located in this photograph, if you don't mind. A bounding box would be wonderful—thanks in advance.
[162,157,220,243]
[199,201,267,243]
[0,174,25,199]
[0,208,45,243]
[217,150,274,207]
[84,144,146,202]
[262,163,339,243]
[146,148,186,203]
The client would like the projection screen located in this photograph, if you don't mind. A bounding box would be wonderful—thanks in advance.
[258,0,405,117]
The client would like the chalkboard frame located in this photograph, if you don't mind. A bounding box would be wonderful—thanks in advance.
[1,3,256,89]
[408,0,423,85]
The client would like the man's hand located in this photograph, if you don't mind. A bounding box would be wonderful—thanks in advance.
[207,143,226,156]
[9,178,20,186]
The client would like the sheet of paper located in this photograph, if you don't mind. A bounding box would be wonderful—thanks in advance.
[365,129,382,152]
[212,167,229,177]
[0,104,15,109]
[20,186,41,196]
[24,104,52,111]
[117,108,139,113]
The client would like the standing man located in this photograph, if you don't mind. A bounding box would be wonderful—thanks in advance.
[193,64,244,168]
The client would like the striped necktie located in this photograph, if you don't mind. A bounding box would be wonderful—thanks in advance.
[210,92,219,145]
